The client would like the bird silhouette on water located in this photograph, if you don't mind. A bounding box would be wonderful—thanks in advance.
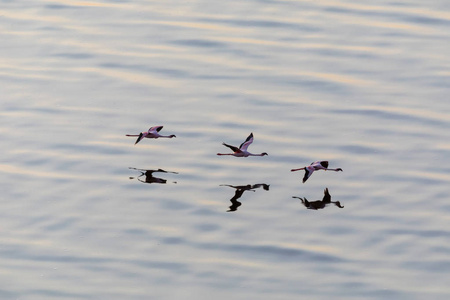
[221,183,270,212]
[293,188,344,210]
[129,167,178,184]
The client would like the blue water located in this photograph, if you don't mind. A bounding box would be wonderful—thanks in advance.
[1,1,450,299]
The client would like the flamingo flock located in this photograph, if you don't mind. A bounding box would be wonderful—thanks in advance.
[127,126,344,210]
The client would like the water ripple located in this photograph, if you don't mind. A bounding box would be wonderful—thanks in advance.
[334,106,450,127]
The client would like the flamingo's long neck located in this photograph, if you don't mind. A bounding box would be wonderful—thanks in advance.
[248,153,266,156]
[332,201,344,208]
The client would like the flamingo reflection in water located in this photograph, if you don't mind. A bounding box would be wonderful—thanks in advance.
[129,167,178,184]
[293,188,344,210]
[220,183,270,212]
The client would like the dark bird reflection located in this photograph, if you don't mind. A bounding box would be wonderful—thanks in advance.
[293,188,344,210]
[129,167,178,184]
[220,183,270,212]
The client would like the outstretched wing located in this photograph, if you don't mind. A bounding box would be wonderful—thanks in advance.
[293,196,308,206]
[135,132,144,144]
[310,160,329,170]
[222,143,241,153]
[149,126,163,133]
[322,188,331,203]
[302,166,315,183]
[239,133,254,151]
[319,161,329,168]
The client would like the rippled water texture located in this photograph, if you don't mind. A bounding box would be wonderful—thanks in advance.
[1,1,450,299]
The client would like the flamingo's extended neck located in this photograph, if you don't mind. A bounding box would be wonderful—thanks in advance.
[333,201,344,208]
[248,152,268,157]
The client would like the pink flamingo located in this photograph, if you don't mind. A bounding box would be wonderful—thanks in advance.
[126,126,176,145]
[217,133,268,157]
[291,161,342,183]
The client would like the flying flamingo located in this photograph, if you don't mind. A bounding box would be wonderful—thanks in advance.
[291,161,342,183]
[126,126,176,144]
[293,188,344,210]
[217,133,268,157]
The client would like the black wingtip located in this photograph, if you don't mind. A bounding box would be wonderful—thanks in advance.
[134,133,143,144]
[302,169,310,183]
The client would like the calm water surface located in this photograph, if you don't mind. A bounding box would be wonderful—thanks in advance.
[1,0,450,299]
